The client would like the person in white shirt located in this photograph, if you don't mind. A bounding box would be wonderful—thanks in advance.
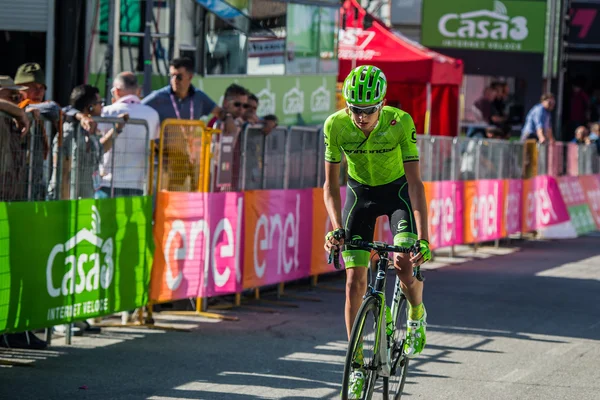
[96,72,160,198]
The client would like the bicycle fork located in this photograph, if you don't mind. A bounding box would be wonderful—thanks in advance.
[377,274,404,379]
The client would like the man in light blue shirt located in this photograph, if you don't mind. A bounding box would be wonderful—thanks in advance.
[520,93,556,143]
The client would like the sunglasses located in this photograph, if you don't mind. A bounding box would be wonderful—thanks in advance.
[347,101,383,115]
[232,101,244,108]
[243,103,256,110]
[169,73,184,81]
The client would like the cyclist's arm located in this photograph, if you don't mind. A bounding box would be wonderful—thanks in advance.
[404,162,429,242]
[324,162,344,230]
[323,116,344,230]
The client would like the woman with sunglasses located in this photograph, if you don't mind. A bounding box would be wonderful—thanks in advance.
[322,65,431,399]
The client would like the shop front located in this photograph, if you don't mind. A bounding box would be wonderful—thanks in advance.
[86,0,339,126]
[421,0,548,137]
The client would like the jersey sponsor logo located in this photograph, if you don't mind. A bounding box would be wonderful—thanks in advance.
[404,155,419,162]
[391,120,397,126]
[397,219,409,232]
[343,255,356,263]
[411,128,417,143]
[346,147,395,155]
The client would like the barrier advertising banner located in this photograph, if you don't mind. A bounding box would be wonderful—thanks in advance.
[463,180,504,243]
[424,181,464,249]
[0,197,153,334]
[557,176,597,235]
[503,179,523,236]
[578,175,600,230]
[522,175,570,232]
[310,187,347,275]
[243,189,313,289]
[150,192,243,302]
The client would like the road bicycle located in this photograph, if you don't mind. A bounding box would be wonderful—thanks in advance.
[329,237,425,400]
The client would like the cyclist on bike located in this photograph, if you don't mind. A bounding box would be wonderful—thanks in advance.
[323,65,431,399]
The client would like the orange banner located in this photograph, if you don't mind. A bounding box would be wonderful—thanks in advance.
[310,188,340,275]
[243,189,313,290]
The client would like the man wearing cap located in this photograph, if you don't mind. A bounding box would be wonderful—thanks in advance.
[14,62,61,124]
[13,62,60,199]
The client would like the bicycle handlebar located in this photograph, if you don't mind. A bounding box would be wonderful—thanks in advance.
[327,239,425,281]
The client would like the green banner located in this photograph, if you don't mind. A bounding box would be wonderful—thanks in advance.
[0,197,153,334]
[421,0,547,53]
[567,204,597,236]
[197,74,337,126]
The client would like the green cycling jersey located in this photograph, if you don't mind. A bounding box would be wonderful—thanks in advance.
[323,106,420,186]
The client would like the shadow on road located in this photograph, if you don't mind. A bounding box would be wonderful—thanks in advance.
[0,236,599,399]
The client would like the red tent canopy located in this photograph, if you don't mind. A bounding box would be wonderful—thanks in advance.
[338,0,464,136]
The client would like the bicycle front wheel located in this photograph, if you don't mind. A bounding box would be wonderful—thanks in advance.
[382,294,409,399]
[341,295,381,400]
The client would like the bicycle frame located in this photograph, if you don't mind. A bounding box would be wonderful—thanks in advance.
[365,251,405,379]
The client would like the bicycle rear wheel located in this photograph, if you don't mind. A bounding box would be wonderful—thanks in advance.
[341,295,381,400]
[382,294,409,399]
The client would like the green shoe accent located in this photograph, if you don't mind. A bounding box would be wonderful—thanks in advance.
[404,305,427,358]
[385,305,394,336]
[409,302,424,320]
[347,368,366,399]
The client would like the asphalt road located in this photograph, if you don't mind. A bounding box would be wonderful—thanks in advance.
[1,236,600,400]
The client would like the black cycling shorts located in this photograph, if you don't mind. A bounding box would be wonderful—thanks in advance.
[341,176,417,268]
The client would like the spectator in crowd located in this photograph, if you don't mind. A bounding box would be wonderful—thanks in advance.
[208,83,248,129]
[520,93,556,144]
[13,62,61,200]
[14,62,61,133]
[490,81,510,134]
[261,114,279,136]
[468,85,497,138]
[48,85,125,202]
[0,77,29,202]
[142,57,226,123]
[209,84,249,191]
[243,93,260,124]
[571,125,591,145]
[141,57,231,191]
[96,72,160,198]
[0,77,50,350]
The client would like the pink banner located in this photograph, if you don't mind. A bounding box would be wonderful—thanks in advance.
[463,180,504,243]
[557,176,587,207]
[522,175,570,232]
[243,189,313,289]
[151,191,243,302]
[503,179,523,236]
[425,181,464,249]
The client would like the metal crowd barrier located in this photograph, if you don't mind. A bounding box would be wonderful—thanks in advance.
[157,118,218,192]
[235,124,600,190]
[239,124,346,191]
[0,110,57,202]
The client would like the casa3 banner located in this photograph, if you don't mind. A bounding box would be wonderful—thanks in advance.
[0,197,153,334]
[421,0,547,53]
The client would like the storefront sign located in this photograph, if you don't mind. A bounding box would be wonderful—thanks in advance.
[422,0,546,53]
